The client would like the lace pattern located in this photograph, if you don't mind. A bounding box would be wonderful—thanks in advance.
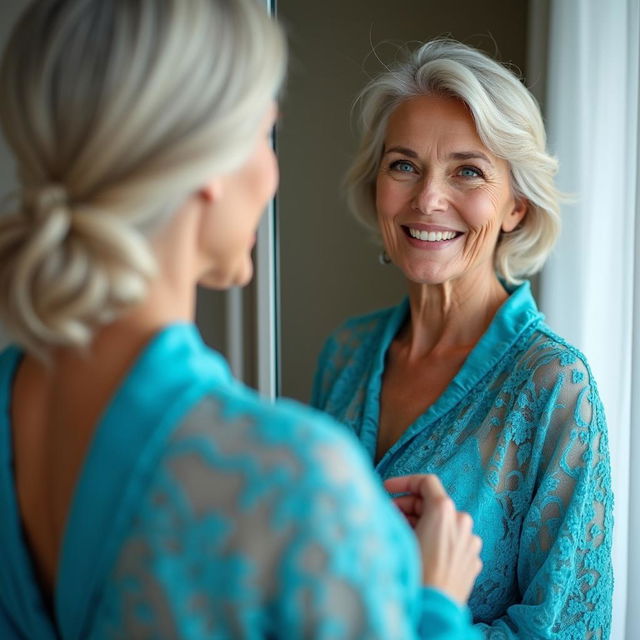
[92,393,464,639]
[0,325,479,639]
[312,289,613,639]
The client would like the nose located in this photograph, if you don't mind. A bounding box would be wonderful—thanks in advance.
[411,175,448,215]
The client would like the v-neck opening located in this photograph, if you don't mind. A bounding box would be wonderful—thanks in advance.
[0,347,61,639]
[364,282,543,471]
[0,324,232,639]
[56,323,228,639]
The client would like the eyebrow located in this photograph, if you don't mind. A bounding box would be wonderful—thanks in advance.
[383,145,418,158]
[450,151,493,165]
[383,146,494,165]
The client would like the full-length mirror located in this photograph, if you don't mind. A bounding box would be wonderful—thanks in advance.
[277,0,538,402]
[274,4,621,637]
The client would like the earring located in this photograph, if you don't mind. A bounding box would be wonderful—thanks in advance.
[378,250,391,265]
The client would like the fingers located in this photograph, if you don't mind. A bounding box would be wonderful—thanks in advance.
[384,473,448,501]
[472,532,483,555]
[386,474,485,600]
[469,531,484,576]
[405,515,419,527]
[387,475,455,530]
[392,494,423,517]
[383,475,412,495]
[414,498,483,604]
[392,494,423,529]
[456,510,474,535]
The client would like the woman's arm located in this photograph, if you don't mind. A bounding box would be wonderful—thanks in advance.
[477,354,613,638]
[93,398,481,639]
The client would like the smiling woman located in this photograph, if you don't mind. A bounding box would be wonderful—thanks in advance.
[0,2,485,638]
[375,95,527,288]
[313,39,614,638]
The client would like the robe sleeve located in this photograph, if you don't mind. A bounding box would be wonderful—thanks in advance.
[475,351,613,638]
[93,396,479,639]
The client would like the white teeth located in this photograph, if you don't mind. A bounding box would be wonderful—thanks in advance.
[408,228,458,242]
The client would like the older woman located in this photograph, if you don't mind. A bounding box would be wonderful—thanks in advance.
[0,3,484,638]
[313,40,613,638]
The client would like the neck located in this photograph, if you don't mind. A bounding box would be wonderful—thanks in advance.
[402,270,509,360]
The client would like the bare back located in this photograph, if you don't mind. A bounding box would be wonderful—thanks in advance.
[11,341,139,599]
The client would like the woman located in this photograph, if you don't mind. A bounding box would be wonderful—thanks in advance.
[0,2,484,639]
[313,40,613,638]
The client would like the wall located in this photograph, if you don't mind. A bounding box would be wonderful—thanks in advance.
[277,0,530,402]
[0,1,28,349]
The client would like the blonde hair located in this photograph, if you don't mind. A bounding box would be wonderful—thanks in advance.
[0,0,286,358]
[346,39,561,284]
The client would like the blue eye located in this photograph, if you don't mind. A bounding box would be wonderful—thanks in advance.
[390,160,415,173]
[458,166,483,178]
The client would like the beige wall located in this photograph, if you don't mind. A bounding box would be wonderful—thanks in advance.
[0,1,28,349]
[0,0,26,202]
[278,0,531,402]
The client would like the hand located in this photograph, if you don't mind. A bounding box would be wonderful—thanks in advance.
[384,474,483,605]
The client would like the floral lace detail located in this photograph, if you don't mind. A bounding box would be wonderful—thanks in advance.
[90,393,472,639]
[313,299,613,639]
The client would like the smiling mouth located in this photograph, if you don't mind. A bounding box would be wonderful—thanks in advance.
[403,226,464,242]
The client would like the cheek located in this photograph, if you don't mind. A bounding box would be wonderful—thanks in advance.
[245,145,278,213]
[264,149,279,201]
[460,190,510,262]
[375,176,405,218]
[463,190,504,232]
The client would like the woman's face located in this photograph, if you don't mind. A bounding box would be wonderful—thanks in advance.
[375,94,526,287]
[198,103,279,289]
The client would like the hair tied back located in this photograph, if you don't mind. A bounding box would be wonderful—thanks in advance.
[24,183,72,239]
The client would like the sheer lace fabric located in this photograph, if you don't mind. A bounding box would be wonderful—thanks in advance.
[93,394,471,639]
[0,326,479,639]
[94,396,411,638]
[312,283,613,639]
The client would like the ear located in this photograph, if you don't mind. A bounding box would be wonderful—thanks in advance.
[502,197,528,233]
[198,177,224,204]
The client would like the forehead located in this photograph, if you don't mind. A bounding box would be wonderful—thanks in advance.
[384,94,488,153]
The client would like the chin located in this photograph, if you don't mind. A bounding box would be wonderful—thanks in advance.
[234,268,253,288]
[399,263,452,286]
[200,260,254,291]
[234,258,254,287]
[210,264,253,290]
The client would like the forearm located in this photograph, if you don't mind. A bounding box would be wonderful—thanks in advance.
[418,587,480,640]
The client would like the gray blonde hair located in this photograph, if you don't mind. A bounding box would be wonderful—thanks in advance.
[0,0,286,357]
[346,39,561,284]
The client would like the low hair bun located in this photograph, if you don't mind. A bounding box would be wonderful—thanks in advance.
[0,0,285,358]
[26,183,69,223]
[0,184,156,358]
[22,183,73,247]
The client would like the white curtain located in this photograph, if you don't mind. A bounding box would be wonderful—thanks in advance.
[540,1,640,638]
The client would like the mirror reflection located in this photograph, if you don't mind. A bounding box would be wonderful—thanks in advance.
[278,1,612,636]
[277,0,533,402]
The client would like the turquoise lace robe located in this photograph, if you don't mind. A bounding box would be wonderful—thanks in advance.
[312,282,613,639]
[0,324,478,639]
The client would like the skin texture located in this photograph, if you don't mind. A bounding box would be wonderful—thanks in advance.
[374,95,527,461]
